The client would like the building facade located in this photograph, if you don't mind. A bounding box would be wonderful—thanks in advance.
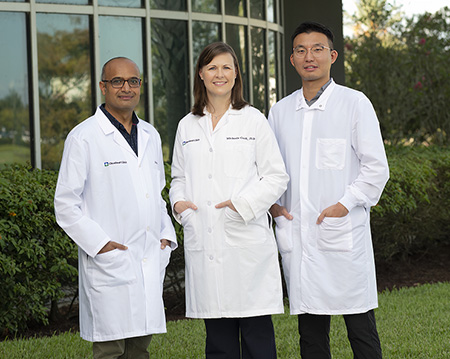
[0,0,342,169]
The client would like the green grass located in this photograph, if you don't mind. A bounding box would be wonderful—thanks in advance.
[0,144,30,164]
[1,282,449,358]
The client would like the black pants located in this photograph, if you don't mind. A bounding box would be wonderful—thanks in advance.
[298,310,382,359]
[204,315,277,359]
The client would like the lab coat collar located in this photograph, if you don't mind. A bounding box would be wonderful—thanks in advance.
[296,79,336,111]
[95,106,150,163]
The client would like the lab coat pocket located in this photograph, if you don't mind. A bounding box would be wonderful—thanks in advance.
[316,138,346,170]
[274,216,294,253]
[180,208,201,250]
[317,215,353,252]
[224,207,266,247]
[160,246,172,283]
[224,144,253,178]
[89,249,136,287]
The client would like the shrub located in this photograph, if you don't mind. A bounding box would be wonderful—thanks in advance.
[371,146,450,260]
[0,164,78,335]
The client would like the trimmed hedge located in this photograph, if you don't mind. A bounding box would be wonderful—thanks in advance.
[1,146,449,333]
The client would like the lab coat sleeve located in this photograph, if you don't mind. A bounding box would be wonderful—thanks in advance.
[339,96,390,212]
[232,113,289,223]
[169,125,186,224]
[54,135,111,258]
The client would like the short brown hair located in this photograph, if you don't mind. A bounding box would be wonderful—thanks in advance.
[192,42,248,117]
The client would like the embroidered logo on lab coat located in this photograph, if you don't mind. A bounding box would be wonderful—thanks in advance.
[182,138,200,146]
[104,161,128,167]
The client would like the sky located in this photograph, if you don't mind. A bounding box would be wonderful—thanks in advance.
[342,0,449,36]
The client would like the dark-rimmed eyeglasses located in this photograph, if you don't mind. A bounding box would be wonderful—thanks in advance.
[293,45,332,58]
[102,77,141,88]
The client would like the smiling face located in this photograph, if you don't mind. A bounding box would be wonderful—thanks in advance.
[100,58,141,118]
[290,31,338,87]
[199,52,236,102]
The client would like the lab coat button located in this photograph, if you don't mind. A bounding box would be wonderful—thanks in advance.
[146,226,150,231]
[143,258,147,262]
[208,228,212,233]
[209,255,214,260]
[209,148,213,152]
[207,201,211,206]
[146,193,150,198]
[208,174,212,179]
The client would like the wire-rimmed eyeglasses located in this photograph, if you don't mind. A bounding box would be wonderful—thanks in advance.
[102,77,141,88]
[292,45,333,58]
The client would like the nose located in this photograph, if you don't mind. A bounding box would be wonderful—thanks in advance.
[121,80,132,91]
[216,68,224,77]
[304,48,315,61]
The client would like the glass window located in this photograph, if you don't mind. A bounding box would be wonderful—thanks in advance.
[250,0,264,20]
[268,30,277,107]
[267,0,275,23]
[226,24,249,102]
[37,14,92,170]
[192,21,221,63]
[251,26,266,114]
[192,0,220,14]
[0,12,30,166]
[151,19,189,160]
[99,16,145,119]
[149,0,186,11]
[225,0,245,17]
[98,0,142,7]
[36,0,88,4]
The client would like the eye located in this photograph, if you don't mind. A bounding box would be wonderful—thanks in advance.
[312,46,324,53]
[111,78,124,86]
[296,48,306,55]
[129,78,140,86]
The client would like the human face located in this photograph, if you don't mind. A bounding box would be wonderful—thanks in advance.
[290,32,338,86]
[100,58,141,117]
[199,52,236,102]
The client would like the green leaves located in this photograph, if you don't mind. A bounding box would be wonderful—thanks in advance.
[0,164,77,334]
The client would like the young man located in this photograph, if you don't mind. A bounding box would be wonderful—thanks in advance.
[268,22,389,358]
[55,57,177,359]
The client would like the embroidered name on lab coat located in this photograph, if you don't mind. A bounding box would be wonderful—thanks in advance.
[226,136,256,141]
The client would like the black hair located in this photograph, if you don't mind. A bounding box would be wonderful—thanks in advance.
[291,21,334,48]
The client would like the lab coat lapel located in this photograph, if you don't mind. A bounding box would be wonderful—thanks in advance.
[137,124,150,166]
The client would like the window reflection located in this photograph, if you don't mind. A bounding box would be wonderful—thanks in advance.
[0,12,30,165]
[37,14,91,170]
[226,24,249,102]
[192,21,220,63]
[192,0,220,13]
[99,16,145,120]
[225,0,245,16]
[151,19,189,160]
[149,0,186,11]
[36,0,88,4]
[251,26,266,114]
[267,0,275,22]
[250,0,265,20]
[98,0,142,7]
[268,31,277,107]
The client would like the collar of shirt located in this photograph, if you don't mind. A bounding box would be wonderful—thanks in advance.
[305,78,333,107]
[100,104,139,156]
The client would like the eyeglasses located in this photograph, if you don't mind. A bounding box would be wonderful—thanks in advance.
[292,45,332,58]
[102,77,141,88]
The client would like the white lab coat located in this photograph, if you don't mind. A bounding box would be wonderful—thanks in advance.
[170,105,289,318]
[54,106,177,342]
[268,80,389,315]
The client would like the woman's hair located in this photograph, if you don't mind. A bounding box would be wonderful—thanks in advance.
[192,42,248,116]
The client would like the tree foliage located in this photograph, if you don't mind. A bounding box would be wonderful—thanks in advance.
[345,2,450,144]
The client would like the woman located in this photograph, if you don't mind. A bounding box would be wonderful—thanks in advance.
[170,42,289,359]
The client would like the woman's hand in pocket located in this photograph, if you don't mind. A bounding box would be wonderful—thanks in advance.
[174,201,198,215]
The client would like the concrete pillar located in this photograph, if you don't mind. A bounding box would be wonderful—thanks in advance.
[283,0,345,95]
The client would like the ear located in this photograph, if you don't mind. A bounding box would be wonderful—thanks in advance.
[330,49,338,65]
[99,81,106,95]
[290,54,295,67]
[199,69,204,81]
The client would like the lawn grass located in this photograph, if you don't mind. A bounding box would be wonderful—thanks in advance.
[1,282,449,358]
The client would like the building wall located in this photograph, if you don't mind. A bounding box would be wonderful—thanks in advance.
[0,0,342,169]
